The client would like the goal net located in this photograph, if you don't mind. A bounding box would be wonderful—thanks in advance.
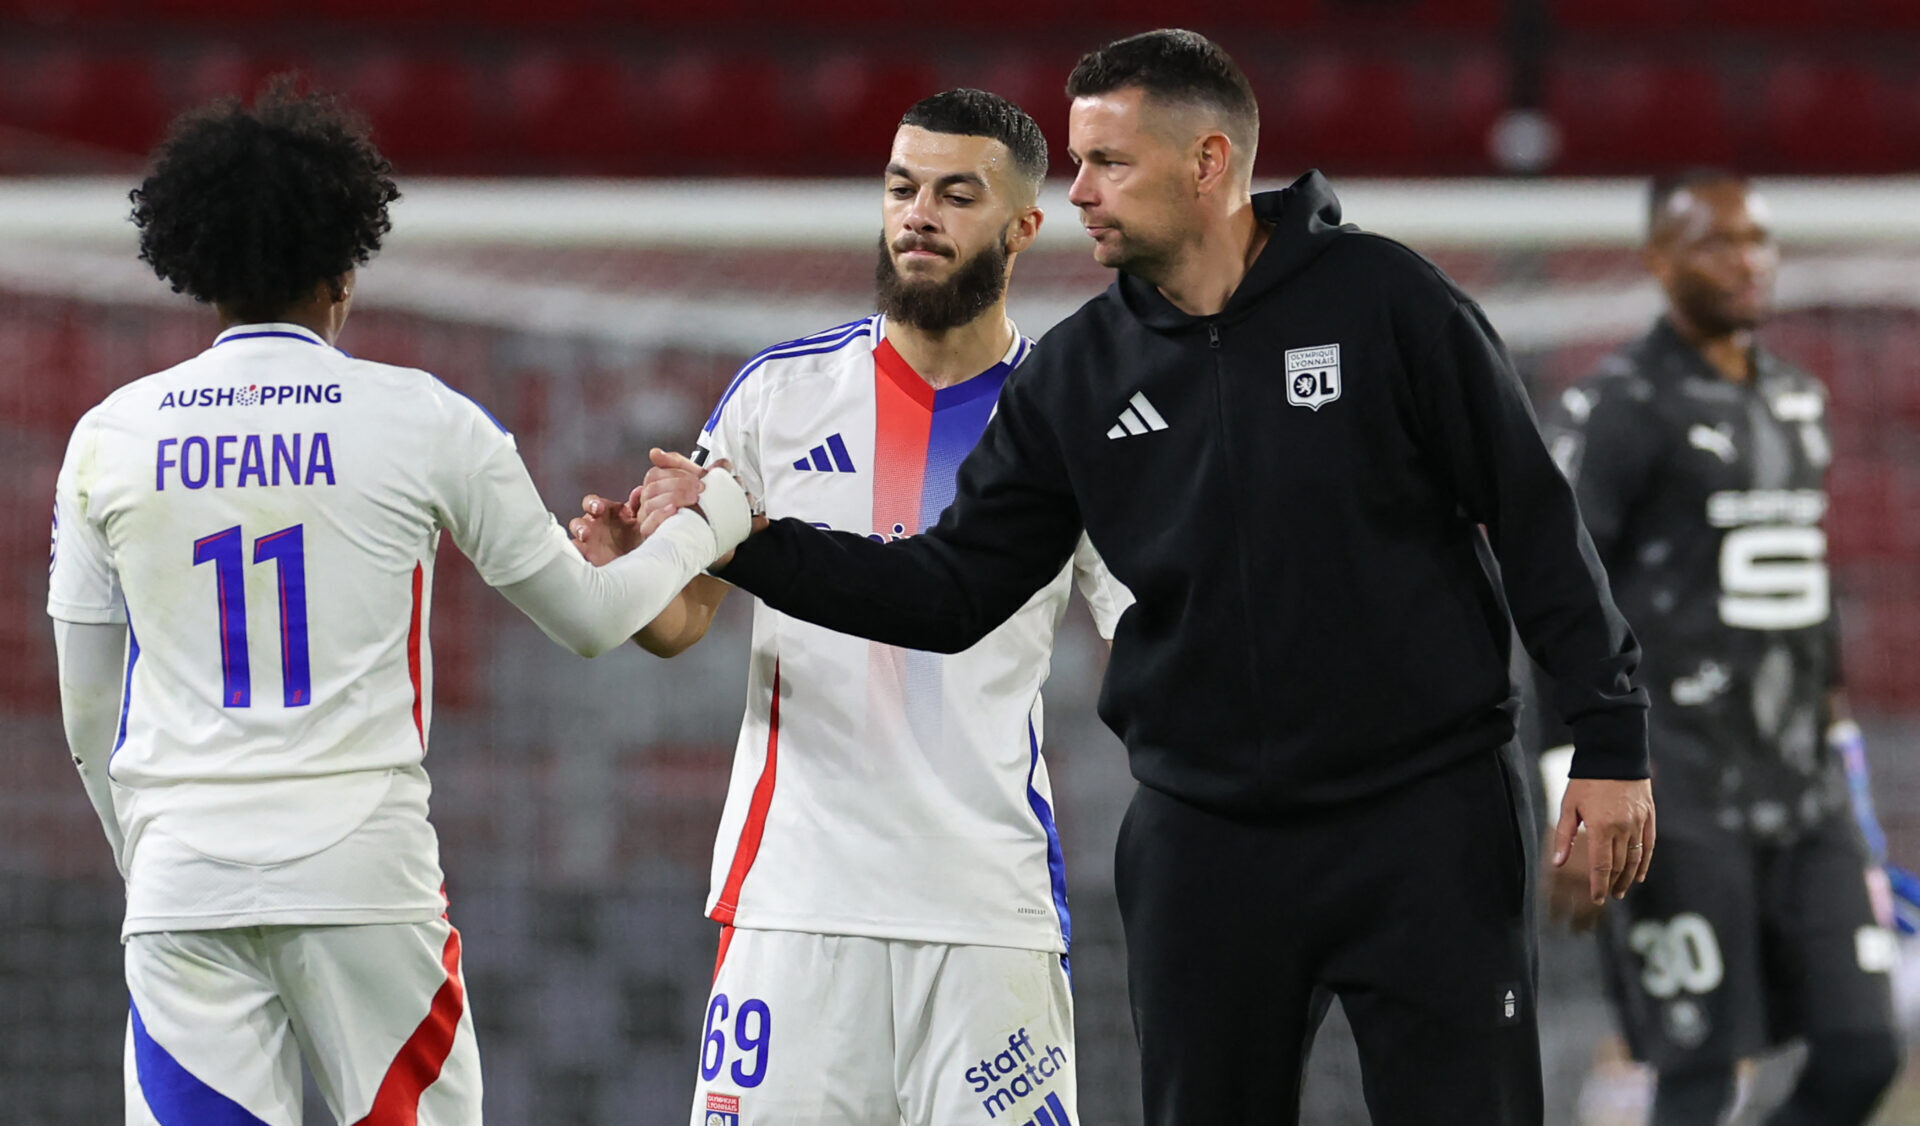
[3,177,1917,1126]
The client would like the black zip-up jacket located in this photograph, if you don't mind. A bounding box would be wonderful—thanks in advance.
[719,172,1649,814]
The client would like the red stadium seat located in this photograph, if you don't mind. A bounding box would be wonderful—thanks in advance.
[1760,60,1897,173]
[1845,587,1920,708]
[1547,57,1733,173]
[0,0,128,25]
[329,51,481,170]
[1887,71,1920,160]
[1424,46,1506,171]
[1702,0,1872,28]
[1310,0,1500,28]
[1265,52,1420,174]
[168,44,301,109]
[503,51,648,172]
[145,0,281,23]
[305,0,453,22]
[642,53,801,175]
[1,48,167,156]
[1697,0,1786,26]
[1408,0,1502,27]
[1552,0,1695,28]
[1827,457,1898,559]
[806,54,942,173]
[1862,0,1920,26]
[612,0,754,24]
[472,0,598,25]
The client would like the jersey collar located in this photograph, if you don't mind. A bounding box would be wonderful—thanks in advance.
[874,314,1026,365]
[873,315,1028,411]
[212,323,330,348]
[1647,316,1766,390]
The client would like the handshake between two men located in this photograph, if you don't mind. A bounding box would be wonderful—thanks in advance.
[569,448,762,569]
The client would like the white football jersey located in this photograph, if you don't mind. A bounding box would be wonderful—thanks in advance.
[48,323,570,935]
[695,315,1132,953]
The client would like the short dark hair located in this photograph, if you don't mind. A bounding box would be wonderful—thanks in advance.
[899,88,1048,199]
[1066,29,1259,166]
[1647,168,1747,242]
[131,77,400,322]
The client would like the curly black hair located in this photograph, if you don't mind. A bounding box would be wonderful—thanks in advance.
[131,77,399,323]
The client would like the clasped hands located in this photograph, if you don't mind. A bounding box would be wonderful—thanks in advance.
[568,448,761,566]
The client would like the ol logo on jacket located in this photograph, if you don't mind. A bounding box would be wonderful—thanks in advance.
[1286,343,1342,410]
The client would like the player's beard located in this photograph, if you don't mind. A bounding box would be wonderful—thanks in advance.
[874,232,1010,333]
[1673,267,1771,336]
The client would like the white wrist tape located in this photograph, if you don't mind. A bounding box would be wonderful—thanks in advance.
[1540,745,1576,820]
[698,468,754,556]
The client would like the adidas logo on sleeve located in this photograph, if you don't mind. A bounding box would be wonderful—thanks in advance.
[1106,393,1169,440]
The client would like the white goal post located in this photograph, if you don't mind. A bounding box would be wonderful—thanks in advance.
[3,176,1919,352]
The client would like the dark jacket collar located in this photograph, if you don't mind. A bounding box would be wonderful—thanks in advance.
[1117,170,1353,332]
[1643,316,1778,388]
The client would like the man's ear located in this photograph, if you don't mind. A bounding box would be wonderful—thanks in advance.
[1194,131,1234,197]
[1006,205,1044,255]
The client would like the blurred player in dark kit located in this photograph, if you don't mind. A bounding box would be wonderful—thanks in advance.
[1540,170,1900,1126]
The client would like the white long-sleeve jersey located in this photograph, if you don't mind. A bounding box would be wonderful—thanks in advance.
[695,316,1133,954]
[46,323,722,936]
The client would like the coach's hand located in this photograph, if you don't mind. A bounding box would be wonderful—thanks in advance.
[1553,777,1655,905]
[638,449,706,537]
[637,449,765,567]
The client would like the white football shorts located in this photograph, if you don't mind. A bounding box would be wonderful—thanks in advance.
[690,927,1077,1126]
[124,917,480,1126]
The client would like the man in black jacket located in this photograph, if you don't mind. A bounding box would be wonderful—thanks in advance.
[637,30,1654,1126]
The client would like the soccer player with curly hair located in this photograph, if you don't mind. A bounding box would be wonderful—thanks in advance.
[48,80,751,1125]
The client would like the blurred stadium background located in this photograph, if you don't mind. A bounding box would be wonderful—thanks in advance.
[5,2,1920,1124]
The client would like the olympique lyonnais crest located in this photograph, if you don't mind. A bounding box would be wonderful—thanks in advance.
[1285,344,1342,411]
[705,1092,741,1126]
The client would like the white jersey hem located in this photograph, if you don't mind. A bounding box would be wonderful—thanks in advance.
[122,902,446,939]
[716,912,1066,955]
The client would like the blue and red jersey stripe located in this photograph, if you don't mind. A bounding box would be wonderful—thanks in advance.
[870,337,1018,745]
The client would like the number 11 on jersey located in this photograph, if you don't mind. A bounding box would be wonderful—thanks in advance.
[192,524,312,708]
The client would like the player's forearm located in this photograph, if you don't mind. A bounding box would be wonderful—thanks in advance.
[502,511,721,657]
[634,575,727,658]
[634,593,699,657]
[53,619,129,874]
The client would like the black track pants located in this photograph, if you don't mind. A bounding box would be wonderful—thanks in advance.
[1115,748,1544,1126]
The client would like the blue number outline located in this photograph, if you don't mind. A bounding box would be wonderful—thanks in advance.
[192,526,250,707]
[252,525,311,707]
